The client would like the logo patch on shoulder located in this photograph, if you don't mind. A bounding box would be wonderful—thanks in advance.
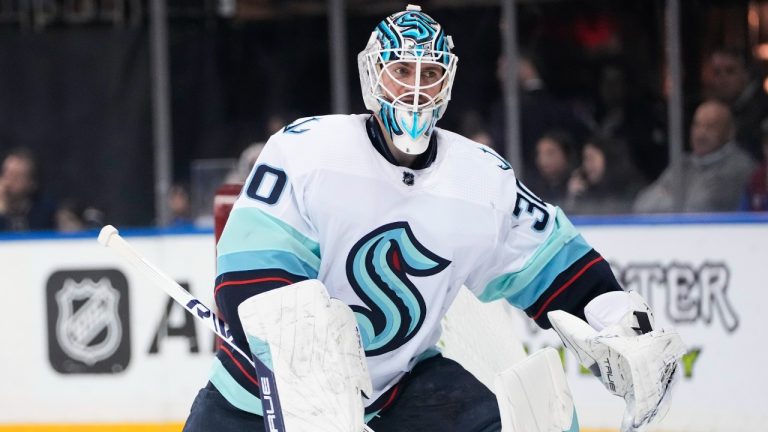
[283,117,319,134]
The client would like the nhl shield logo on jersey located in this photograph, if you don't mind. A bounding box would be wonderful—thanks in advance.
[46,269,131,374]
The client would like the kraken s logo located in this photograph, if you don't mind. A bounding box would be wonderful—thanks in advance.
[395,12,438,44]
[346,222,450,356]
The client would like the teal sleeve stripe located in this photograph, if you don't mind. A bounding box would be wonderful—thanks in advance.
[209,358,263,416]
[246,334,274,370]
[478,211,587,306]
[503,234,592,309]
[218,206,320,270]
[218,249,319,279]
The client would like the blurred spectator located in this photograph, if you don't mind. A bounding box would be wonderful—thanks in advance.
[634,100,756,213]
[0,147,56,232]
[740,128,768,211]
[525,130,576,207]
[224,114,285,184]
[265,114,289,138]
[565,135,645,215]
[169,182,193,227]
[55,199,105,232]
[225,142,265,184]
[459,110,493,147]
[703,48,768,161]
[489,53,588,172]
[55,199,87,232]
[580,62,667,181]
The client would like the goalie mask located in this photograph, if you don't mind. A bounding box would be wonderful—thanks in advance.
[358,5,459,155]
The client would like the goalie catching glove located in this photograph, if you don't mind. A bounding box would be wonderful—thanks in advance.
[548,291,686,432]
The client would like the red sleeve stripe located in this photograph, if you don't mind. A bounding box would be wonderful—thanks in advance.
[220,344,260,387]
[379,383,401,412]
[532,256,604,321]
[214,277,294,295]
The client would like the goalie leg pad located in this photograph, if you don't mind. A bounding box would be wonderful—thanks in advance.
[237,279,372,432]
[494,347,577,432]
[441,287,528,390]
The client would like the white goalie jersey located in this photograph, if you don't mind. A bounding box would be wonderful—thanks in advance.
[212,114,601,414]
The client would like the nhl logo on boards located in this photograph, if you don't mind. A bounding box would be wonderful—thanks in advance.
[402,171,415,186]
[46,269,131,374]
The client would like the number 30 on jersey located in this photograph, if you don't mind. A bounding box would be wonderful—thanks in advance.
[246,164,287,205]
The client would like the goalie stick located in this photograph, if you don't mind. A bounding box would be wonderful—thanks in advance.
[97,225,288,431]
[97,225,253,367]
[97,225,375,432]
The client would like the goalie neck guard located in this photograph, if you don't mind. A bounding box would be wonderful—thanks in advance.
[358,4,458,155]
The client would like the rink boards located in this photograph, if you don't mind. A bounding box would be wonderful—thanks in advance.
[0,215,766,431]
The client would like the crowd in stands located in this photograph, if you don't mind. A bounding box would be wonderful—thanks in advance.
[3,47,768,234]
[0,148,56,231]
[478,48,768,217]
[0,148,103,233]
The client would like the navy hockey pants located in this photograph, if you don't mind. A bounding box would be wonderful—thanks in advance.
[183,354,501,432]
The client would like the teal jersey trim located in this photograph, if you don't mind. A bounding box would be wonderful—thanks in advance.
[479,211,589,308]
[218,249,319,279]
[246,334,274,370]
[416,346,441,363]
[364,410,380,423]
[565,407,579,432]
[209,358,263,415]
[209,355,384,422]
[218,207,320,275]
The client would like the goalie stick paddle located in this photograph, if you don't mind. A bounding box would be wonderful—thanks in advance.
[97,225,287,432]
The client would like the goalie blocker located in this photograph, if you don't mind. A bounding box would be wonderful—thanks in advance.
[237,279,373,432]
